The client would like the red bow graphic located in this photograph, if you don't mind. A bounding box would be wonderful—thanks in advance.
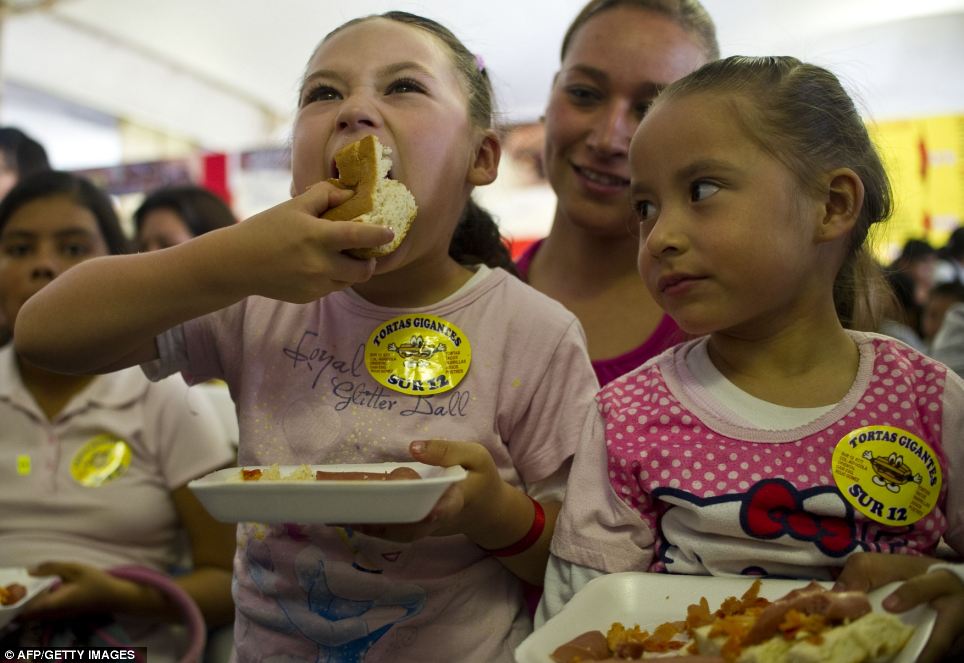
[740,480,855,557]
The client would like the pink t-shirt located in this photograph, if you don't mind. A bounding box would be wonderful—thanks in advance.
[552,332,964,579]
[515,239,684,385]
[0,345,233,661]
[146,267,598,663]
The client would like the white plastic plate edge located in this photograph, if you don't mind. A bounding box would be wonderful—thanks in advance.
[0,567,58,628]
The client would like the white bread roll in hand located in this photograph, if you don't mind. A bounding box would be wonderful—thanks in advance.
[321,134,417,258]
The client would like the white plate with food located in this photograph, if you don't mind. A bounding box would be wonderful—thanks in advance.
[0,567,58,629]
[516,573,935,663]
[189,461,466,524]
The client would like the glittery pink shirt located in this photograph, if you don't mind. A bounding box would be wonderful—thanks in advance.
[551,332,964,579]
[146,267,598,663]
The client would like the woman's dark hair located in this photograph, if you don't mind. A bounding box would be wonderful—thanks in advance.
[656,55,893,331]
[884,269,922,334]
[314,11,514,272]
[0,127,51,180]
[892,238,935,267]
[449,198,518,276]
[561,0,719,62]
[134,185,236,240]
[888,238,935,283]
[939,227,964,262]
[0,171,130,255]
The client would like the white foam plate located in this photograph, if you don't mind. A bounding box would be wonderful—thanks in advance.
[0,567,58,629]
[189,462,466,524]
[516,573,935,663]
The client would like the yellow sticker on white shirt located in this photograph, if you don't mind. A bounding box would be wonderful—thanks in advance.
[365,314,471,396]
[70,434,132,487]
[16,454,31,475]
[831,425,942,526]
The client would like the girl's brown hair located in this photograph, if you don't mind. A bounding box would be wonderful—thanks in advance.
[317,12,516,275]
[656,55,893,330]
[561,0,719,62]
[0,171,130,256]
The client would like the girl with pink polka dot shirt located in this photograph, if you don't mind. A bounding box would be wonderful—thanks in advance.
[542,56,964,661]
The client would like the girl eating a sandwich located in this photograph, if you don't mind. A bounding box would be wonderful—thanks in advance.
[544,56,964,662]
[13,11,598,663]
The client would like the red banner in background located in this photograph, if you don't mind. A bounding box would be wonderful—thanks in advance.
[201,153,231,206]
[72,152,233,207]
[72,147,287,201]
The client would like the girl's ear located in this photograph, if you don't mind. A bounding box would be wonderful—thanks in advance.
[816,167,864,243]
[467,130,501,186]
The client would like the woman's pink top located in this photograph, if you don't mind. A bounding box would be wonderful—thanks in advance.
[515,239,684,385]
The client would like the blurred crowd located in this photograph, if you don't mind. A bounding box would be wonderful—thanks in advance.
[881,231,964,375]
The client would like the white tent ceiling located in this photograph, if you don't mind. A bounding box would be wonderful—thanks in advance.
[2,0,963,155]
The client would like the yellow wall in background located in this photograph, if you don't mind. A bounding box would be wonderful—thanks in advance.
[869,115,964,261]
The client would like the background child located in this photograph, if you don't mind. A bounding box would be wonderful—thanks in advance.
[134,184,238,252]
[15,12,598,663]
[932,302,964,378]
[0,171,235,659]
[544,56,964,661]
[0,126,50,203]
[0,126,51,345]
[922,281,964,348]
[133,184,241,452]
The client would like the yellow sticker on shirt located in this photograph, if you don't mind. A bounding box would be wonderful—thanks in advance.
[16,454,31,475]
[70,434,132,487]
[831,426,942,526]
[365,314,471,396]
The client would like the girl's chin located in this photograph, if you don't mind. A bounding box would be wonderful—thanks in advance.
[663,312,715,338]
[369,245,409,275]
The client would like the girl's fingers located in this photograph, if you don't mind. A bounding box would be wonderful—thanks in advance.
[916,592,964,663]
[409,439,487,471]
[292,183,396,254]
[320,220,395,253]
[324,250,378,282]
[876,571,964,663]
[426,485,465,520]
[349,487,463,542]
[884,570,962,612]
[833,552,935,592]
[29,561,77,579]
[296,183,396,250]
[296,182,354,215]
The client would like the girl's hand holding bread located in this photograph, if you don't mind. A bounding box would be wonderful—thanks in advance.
[226,182,395,303]
[14,180,393,374]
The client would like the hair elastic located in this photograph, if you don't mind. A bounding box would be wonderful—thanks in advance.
[474,53,486,73]
[480,495,545,557]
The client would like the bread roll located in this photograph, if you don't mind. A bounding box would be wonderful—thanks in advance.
[322,134,417,258]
